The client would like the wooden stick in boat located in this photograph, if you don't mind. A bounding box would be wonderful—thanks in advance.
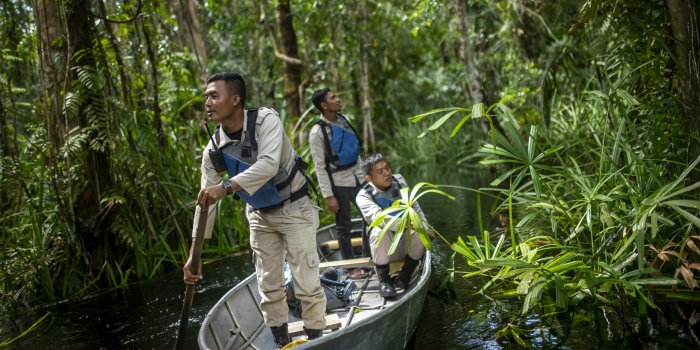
[174,204,208,350]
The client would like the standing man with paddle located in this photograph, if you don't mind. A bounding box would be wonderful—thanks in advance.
[182,73,326,349]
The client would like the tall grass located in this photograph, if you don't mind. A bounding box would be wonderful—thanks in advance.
[0,55,248,316]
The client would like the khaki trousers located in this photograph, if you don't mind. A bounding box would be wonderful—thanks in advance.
[369,228,426,266]
[247,196,327,330]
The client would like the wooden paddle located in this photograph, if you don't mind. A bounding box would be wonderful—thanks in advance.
[174,204,208,350]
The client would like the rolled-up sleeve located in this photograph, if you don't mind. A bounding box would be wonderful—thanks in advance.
[309,124,334,198]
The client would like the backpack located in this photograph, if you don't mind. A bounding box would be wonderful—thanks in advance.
[284,263,357,316]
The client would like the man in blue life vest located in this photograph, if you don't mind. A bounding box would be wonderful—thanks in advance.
[182,73,326,348]
[355,154,434,298]
[309,89,368,277]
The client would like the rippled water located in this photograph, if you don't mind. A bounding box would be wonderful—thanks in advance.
[2,170,699,349]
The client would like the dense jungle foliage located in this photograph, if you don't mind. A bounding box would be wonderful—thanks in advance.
[1,0,699,347]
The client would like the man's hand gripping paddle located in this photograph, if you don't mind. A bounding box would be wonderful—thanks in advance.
[174,204,208,350]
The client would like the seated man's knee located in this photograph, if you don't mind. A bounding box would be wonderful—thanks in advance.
[409,241,426,261]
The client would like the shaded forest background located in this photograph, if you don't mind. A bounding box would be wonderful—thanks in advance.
[1,2,699,345]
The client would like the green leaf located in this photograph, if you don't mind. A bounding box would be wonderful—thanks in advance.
[468,235,485,260]
[548,261,588,274]
[631,277,680,286]
[668,205,700,229]
[450,115,471,137]
[483,258,535,269]
[616,89,639,105]
[409,107,466,122]
[471,103,484,119]
[495,103,519,126]
[452,237,479,261]
[663,200,700,210]
[427,110,462,131]
[554,274,566,309]
[584,90,610,99]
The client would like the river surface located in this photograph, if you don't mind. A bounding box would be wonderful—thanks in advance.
[2,170,698,349]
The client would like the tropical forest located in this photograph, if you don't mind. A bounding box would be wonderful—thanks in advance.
[1,0,700,349]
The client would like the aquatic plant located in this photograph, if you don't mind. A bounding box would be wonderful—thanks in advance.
[413,100,699,345]
[0,312,51,349]
[370,182,455,255]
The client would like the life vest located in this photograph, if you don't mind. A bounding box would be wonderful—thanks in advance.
[360,176,404,258]
[316,114,361,174]
[363,176,403,215]
[213,108,308,210]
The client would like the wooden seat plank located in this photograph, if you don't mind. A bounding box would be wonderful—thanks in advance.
[318,257,373,270]
[318,237,363,250]
[288,314,341,337]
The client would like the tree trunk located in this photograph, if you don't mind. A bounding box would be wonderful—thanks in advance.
[249,30,262,108]
[169,0,189,49]
[666,0,700,181]
[326,0,342,91]
[0,83,8,216]
[34,0,75,230]
[456,0,507,136]
[35,0,64,139]
[174,0,208,77]
[358,0,375,153]
[186,0,208,70]
[456,0,486,105]
[351,67,362,115]
[97,0,130,106]
[141,18,166,165]
[0,26,24,217]
[65,0,114,232]
[276,0,302,123]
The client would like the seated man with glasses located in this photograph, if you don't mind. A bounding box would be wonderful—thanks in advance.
[355,154,433,298]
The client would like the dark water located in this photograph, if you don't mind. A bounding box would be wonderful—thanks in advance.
[1,252,256,349]
[2,170,699,349]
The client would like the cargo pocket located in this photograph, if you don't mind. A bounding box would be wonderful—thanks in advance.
[306,252,319,269]
[304,252,320,289]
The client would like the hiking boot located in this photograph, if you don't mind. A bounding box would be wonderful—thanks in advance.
[393,256,420,291]
[270,323,290,349]
[303,326,324,340]
[376,265,397,298]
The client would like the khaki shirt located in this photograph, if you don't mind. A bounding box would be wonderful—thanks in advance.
[194,107,306,238]
[308,114,364,198]
[355,174,430,235]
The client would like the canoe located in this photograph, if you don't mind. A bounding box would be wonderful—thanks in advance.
[198,218,431,350]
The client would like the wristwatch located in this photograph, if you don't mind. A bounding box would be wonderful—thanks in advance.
[221,179,234,195]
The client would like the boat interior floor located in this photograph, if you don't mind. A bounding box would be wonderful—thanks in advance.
[287,261,421,341]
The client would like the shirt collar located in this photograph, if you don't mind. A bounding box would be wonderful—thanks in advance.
[319,113,344,126]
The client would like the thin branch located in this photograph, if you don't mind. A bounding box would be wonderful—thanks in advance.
[91,0,142,24]
[177,0,203,72]
[258,1,305,67]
